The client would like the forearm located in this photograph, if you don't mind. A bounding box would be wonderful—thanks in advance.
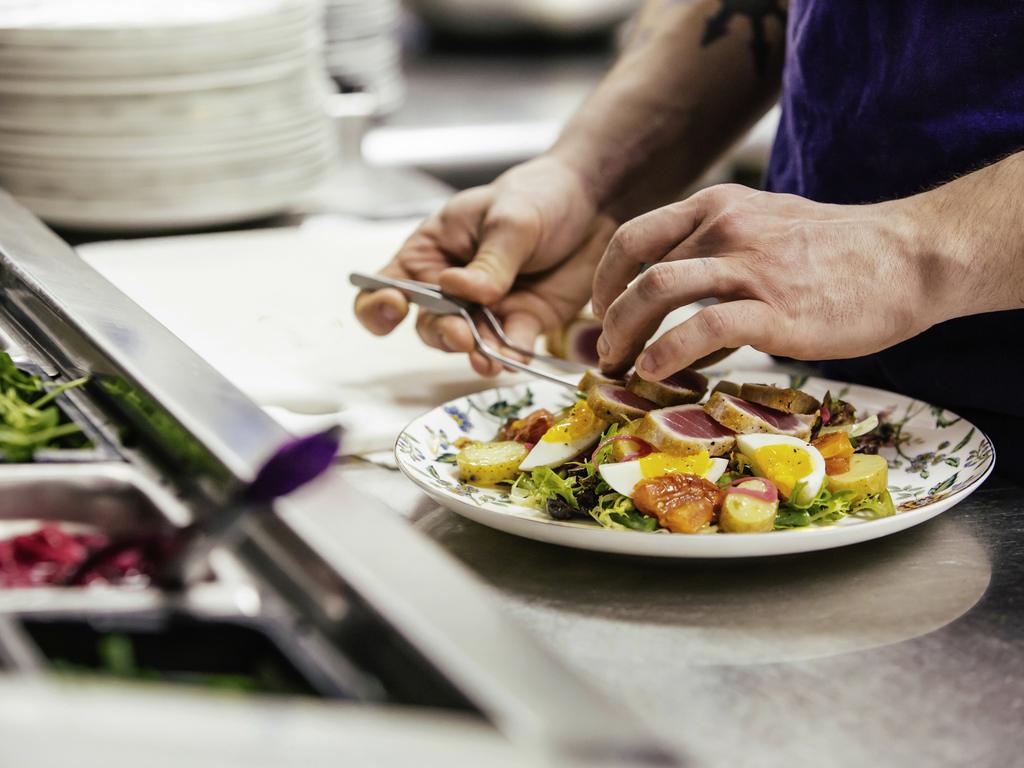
[904,151,1024,321]
[548,0,787,222]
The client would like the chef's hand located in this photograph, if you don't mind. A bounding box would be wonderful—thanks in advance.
[592,184,946,379]
[354,156,614,375]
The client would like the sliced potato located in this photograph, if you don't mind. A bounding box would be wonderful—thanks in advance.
[457,441,530,485]
[609,421,641,462]
[719,484,778,533]
[826,454,888,502]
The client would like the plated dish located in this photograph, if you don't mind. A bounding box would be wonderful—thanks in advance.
[395,371,996,558]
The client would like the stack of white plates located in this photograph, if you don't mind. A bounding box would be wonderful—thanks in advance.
[323,0,404,114]
[0,0,334,232]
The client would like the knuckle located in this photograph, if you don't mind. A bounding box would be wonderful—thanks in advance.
[608,224,631,255]
[744,246,778,276]
[694,182,739,210]
[707,206,749,241]
[635,262,679,302]
[608,219,645,259]
[695,303,733,342]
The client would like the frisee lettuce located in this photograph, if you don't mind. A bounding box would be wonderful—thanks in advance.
[589,492,659,532]
[507,440,662,532]
[773,480,895,529]
[510,466,578,509]
[848,488,897,519]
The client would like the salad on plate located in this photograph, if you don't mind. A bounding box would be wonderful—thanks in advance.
[395,369,994,556]
[450,367,897,536]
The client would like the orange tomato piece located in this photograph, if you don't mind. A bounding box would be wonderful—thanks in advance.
[498,409,556,444]
[824,456,851,475]
[812,431,855,476]
[633,474,724,534]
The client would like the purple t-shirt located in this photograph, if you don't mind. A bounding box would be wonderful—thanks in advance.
[764,2,1024,440]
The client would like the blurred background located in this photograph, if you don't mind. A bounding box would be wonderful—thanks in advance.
[378,0,778,192]
[0,0,778,242]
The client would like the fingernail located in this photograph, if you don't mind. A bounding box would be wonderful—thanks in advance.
[591,300,604,317]
[379,304,400,325]
[637,349,659,377]
[597,335,610,358]
[439,331,456,352]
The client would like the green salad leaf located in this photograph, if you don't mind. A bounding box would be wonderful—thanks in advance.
[774,483,856,528]
[590,492,659,532]
[511,466,579,509]
[848,489,897,519]
[0,350,88,461]
[773,481,896,529]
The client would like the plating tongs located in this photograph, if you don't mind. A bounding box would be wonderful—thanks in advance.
[350,271,589,388]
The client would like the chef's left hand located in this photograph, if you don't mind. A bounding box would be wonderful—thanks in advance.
[591,183,949,379]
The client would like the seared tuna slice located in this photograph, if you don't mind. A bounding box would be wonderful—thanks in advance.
[635,404,736,457]
[625,367,708,407]
[738,383,821,415]
[704,391,815,441]
[710,379,742,398]
[577,368,627,395]
[587,383,658,426]
[545,313,603,366]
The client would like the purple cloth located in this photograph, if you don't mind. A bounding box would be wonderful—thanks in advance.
[764,1,1024,481]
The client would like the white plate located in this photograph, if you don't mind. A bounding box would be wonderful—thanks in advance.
[0,0,316,44]
[0,113,327,160]
[0,46,318,96]
[395,372,996,558]
[0,66,324,123]
[17,158,327,231]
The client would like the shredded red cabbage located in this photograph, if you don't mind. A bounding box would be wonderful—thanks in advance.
[0,524,150,588]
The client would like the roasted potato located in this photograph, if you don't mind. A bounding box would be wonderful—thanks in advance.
[719,482,778,533]
[826,454,889,502]
[457,441,530,485]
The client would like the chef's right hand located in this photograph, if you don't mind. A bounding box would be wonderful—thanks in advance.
[354,155,611,375]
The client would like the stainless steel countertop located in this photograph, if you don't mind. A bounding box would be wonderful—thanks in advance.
[324,458,1024,768]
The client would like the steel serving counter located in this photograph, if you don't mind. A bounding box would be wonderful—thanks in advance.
[332,458,1024,768]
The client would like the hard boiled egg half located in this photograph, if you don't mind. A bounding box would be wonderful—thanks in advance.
[734,434,826,506]
[599,451,729,497]
[519,401,607,471]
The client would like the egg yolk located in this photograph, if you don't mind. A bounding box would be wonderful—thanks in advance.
[754,445,812,500]
[541,401,598,443]
[639,451,710,478]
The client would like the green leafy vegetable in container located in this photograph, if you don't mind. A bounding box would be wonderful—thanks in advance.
[0,350,88,461]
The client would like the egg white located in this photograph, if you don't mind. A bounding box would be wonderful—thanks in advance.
[598,456,729,497]
[518,424,606,471]
[734,434,825,506]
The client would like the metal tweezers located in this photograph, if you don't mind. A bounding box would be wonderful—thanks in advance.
[350,271,589,388]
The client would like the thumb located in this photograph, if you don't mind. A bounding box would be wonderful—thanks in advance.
[439,202,542,305]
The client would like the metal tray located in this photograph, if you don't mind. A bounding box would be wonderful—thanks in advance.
[0,462,190,613]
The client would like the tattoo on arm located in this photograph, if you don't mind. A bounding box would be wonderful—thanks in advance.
[701,0,786,75]
[623,0,696,52]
